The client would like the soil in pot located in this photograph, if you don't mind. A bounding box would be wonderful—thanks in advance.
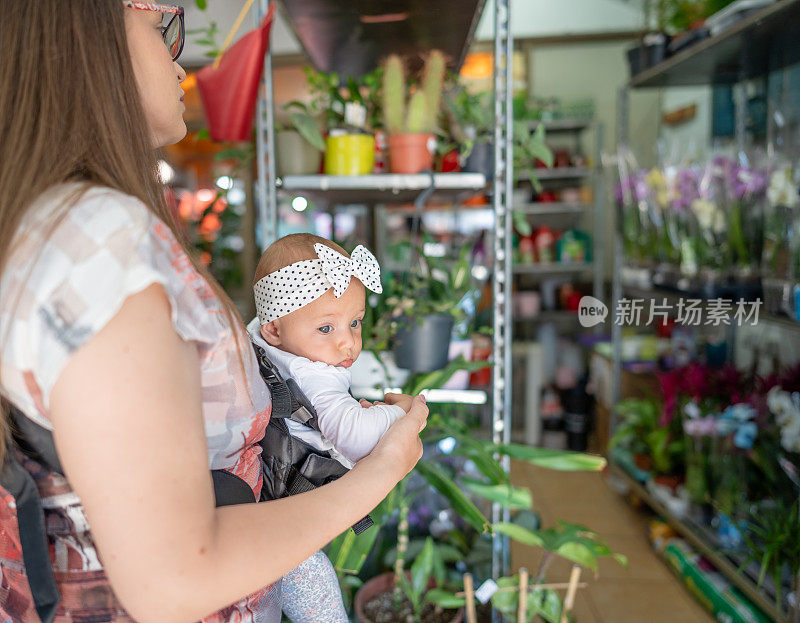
[362,590,461,623]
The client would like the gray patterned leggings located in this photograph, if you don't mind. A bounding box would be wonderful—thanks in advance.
[281,550,350,622]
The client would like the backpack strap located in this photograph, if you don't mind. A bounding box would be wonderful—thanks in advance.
[3,408,61,623]
[251,342,321,431]
[0,406,258,623]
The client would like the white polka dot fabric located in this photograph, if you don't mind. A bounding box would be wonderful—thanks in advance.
[254,243,383,324]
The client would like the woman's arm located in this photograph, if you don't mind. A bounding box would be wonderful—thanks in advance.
[49,284,427,623]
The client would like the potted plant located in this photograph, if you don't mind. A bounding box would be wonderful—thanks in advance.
[382,51,446,174]
[512,121,554,203]
[608,398,661,472]
[444,86,494,179]
[349,404,615,623]
[355,538,464,623]
[381,244,473,373]
[275,101,325,176]
[762,161,800,317]
[316,67,383,176]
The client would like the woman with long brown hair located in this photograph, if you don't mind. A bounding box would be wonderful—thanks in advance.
[0,1,428,621]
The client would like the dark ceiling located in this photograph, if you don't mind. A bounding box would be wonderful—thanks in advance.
[278,0,486,76]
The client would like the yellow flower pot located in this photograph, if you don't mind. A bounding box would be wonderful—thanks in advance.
[324,133,375,175]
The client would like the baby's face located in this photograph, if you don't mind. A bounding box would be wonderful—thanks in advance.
[263,278,366,367]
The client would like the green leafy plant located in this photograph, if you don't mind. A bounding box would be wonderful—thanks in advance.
[490,574,562,623]
[513,122,554,190]
[375,242,474,346]
[303,66,384,132]
[741,498,800,616]
[609,398,661,456]
[392,537,462,622]
[278,101,326,151]
[443,86,493,159]
[382,51,446,135]
[609,398,685,476]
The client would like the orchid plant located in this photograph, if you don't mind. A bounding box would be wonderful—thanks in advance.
[762,162,800,280]
[712,155,768,274]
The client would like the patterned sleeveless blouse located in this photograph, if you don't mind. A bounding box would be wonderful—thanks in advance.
[0,184,279,622]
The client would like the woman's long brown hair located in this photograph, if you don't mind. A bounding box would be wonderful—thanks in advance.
[0,0,249,464]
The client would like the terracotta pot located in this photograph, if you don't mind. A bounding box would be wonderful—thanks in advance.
[354,572,463,623]
[387,133,435,174]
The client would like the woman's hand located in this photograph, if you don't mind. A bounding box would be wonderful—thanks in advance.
[368,394,428,479]
[383,392,415,412]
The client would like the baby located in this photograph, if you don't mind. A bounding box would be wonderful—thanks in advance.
[247,233,413,622]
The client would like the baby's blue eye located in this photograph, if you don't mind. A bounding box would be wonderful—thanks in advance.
[351,319,362,328]
[318,325,333,334]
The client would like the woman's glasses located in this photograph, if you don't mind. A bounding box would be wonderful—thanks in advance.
[122,1,185,61]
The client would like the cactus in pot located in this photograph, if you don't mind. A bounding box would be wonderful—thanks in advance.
[381,50,446,173]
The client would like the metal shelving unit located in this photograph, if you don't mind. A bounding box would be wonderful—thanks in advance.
[612,5,800,620]
[253,0,515,600]
[517,166,592,181]
[514,201,588,215]
[628,0,800,88]
[513,120,604,312]
[277,172,487,204]
[610,463,781,622]
[529,118,594,133]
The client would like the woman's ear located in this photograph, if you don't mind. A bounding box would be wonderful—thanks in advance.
[260,321,282,346]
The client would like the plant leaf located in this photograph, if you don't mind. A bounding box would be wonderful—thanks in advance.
[555,542,599,572]
[289,111,326,151]
[494,443,606,471]
[461,478,533,510]
[415,461,491,534]
[425,589,465,609]
[410,537,435,602]
[492,522,545,548]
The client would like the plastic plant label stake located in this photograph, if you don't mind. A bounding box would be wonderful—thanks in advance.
[475,579,499,604]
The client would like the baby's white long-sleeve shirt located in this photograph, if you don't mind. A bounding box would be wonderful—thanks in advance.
[247,318,406,468]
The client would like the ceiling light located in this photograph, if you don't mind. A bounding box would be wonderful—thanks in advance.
[360,12,408,24]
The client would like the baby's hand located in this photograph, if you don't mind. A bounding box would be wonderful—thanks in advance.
[384,392,415,412]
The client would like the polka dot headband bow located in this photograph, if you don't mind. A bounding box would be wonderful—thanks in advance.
[254,243,383,324]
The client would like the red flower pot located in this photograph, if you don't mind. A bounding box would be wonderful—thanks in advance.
[196,5,275,142]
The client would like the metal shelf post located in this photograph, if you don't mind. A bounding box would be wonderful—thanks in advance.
[255,0,278,250]
[491,0,513,593]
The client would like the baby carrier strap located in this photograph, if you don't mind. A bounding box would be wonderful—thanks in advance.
[251,342,321,431]
[258,417,373,535]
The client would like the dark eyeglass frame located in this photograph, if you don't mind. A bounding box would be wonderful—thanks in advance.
[122,1,185,62]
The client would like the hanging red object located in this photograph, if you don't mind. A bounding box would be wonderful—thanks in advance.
[196,3,275,142]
